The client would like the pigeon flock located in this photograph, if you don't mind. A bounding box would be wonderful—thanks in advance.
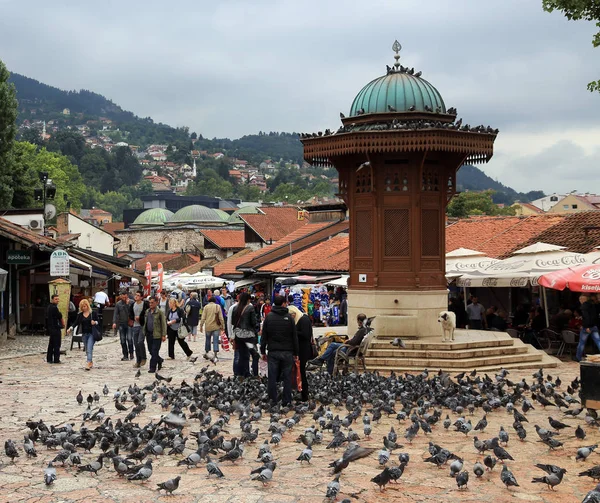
[2,364,600,501]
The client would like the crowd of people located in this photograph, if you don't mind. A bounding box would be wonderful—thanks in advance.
[45,282,367,404]
[448,291,600,361]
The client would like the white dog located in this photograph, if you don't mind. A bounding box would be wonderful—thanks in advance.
[438,311,456,342]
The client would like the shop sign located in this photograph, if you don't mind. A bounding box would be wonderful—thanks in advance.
[50,250,70,277]
[6,250,32,265]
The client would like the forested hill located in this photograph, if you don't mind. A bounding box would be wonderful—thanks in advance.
[457,164,544,205]
[9,70,541,203]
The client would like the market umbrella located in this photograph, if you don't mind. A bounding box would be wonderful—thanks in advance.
[446,248,500,280]
[539,264,600,292]
[456,243,587,287]
[182,274,226,290]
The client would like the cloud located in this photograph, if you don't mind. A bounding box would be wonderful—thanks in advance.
[1,0,600,192]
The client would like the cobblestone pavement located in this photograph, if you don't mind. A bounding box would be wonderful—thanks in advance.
[0,334,594,503]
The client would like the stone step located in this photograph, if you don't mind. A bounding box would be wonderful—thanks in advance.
[365,351,559,374]
[367,339,529,360]
[373,333,516,351]
[364,343,546,369]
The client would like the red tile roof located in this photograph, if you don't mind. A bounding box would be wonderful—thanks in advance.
[214,222,332,277]
[515,211,600,254]
[446,215,567,258]
[259,235,349,273]
[200,229,245,249]
[212,248,254,277]
[240,206,306,242]
[101,222,125,236]
[0,217,58,248]
[177,258,218,274]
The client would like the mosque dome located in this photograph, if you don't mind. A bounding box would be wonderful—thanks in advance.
[214,209,231,222]
[228,205,260,224]
[132,208,174,226]
[170,205,222,223]
[349,41,445,116]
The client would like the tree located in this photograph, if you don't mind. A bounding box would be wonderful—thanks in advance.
[19,127,44,147]
[0,59,18,208]
[446,190,516,218]
[543,0,600,91]
[11,142,86,211]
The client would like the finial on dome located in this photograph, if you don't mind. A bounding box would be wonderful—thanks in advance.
[392,40,402,70]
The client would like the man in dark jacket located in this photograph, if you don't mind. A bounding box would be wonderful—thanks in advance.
[576,294,600,361]
[112,291,134,361]
[46,294,63,364]
[261,295,299,405]
[307,313,368,374]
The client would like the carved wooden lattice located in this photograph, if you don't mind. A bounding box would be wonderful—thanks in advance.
[383,168,409,192]
[338,172,349,201]
[384,209,409,257]
[354,210,373,257]
[422,169,440,191]
[446,173,455,202]
[356,170,372,193]
[421,209,440,256]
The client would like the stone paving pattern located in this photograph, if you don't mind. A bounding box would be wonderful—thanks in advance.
[0,333,595,503]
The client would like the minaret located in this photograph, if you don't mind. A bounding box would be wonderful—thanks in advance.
[42,120,46,139]
[192,158,197,178]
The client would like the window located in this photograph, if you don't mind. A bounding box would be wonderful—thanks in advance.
[164,242,169,250]
[563,205,569,210]
[572,204,578,209]
[129,244,132,251]
[550,196,558,202]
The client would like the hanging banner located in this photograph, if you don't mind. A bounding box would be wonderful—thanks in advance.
[157,262,164,294]
[144,262,152,297]
[50,250,70,277]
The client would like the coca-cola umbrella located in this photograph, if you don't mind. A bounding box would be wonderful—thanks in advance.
[538,264,600,292]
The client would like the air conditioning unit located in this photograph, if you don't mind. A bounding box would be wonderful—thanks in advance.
[28,219,44,230]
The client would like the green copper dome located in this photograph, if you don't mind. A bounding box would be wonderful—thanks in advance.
[214,209,231,222]
[132,208,174,226]
[171,205,222,223]
[349,72,445,116]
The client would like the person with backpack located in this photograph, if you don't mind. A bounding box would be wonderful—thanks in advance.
[166,298,194,360]
[185,292,202,343]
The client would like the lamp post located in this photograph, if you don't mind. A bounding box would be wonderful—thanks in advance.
[33,171,56,236]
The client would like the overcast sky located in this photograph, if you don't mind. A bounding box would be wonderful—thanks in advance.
[1,0,599,194]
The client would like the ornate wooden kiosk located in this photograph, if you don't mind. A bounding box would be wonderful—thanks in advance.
[302,42,497,338]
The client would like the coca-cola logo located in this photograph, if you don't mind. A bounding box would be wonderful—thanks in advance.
[582,269,600,281]
[535,255,586,268]
[454,260,499,271]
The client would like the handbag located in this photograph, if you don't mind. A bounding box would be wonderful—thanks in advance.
[177,324,189,340]
[291,357,302,392]
[219,331,230,351]
[233,305,255,339]
[128,319,134,327]
[92,325,102,342]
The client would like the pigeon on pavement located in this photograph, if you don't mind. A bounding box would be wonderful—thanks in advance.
[157,475,181,494]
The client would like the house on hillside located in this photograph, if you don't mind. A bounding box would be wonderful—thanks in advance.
[511,202,543,216]
[546,194,600,214]
[530,193,566,212]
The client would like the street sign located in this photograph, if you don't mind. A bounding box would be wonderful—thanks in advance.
[6,250,32,265]
[50,249,70,276]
